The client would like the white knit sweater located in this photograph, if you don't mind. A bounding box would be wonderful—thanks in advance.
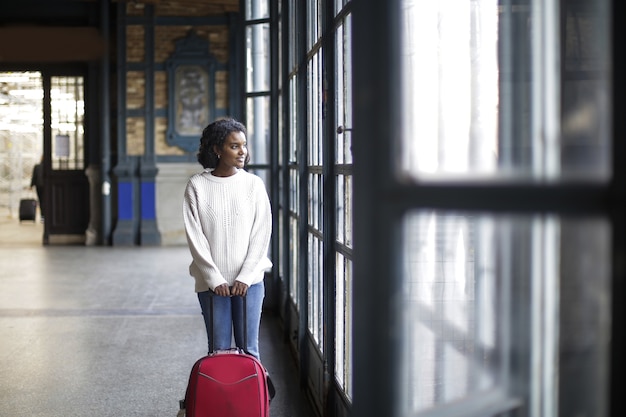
[183,168,272,292]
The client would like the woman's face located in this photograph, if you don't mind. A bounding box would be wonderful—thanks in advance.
[215,131,248,171]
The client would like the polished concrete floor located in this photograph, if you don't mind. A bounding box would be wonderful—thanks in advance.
[0,209,316,417]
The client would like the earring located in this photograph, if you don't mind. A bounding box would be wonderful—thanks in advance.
[217,154,221,159]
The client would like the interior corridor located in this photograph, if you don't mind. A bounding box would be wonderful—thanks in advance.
[0,217,315,417]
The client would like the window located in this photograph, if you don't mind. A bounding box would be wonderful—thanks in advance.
[352,0,613,416]
[51,76,84,171]
[287,38,300,307]
[400,1,610,181]
[0,72,43,216]
[334,11,354,400]
[279,0,355,409]
[243,0,273,265]
[397,0,610,415]
[307,50,324,348]
[399,212,610,415]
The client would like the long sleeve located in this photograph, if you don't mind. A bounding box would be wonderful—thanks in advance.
[183,170,272,292]
[234,177,273,286]
[183,178,228,292]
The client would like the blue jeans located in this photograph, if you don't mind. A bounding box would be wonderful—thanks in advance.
[197,281,265,360]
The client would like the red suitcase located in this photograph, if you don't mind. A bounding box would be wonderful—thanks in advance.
[181,292,274,417]
[183,348,271,417]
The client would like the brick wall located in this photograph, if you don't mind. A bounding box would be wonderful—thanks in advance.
[124,0,238,157]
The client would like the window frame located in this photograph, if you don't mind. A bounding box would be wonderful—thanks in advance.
[351,1,621,417]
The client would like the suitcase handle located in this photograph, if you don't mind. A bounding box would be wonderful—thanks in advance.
[208,288,248,353]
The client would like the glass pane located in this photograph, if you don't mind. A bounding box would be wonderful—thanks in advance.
[287,72,299,307]
[399,0,610,181]
[246,23,270,93]
[399,211,610,416]
[279,206,285,287]
[561,1,611,179]
[245,0,269,20]
[289,77,298,163]
[307,0,321,49]
[289,169,299,307]
[336,18,353,165]
[336,174,353,249]
[307,171,324,349]
[246,96,270,165]
[335,252,353,399]
[308,232,324,348]
[335,0,349,15]
[307,52,323,166]
[344,175,352,248]
[337,175,345,243]
[289,215,299,307]
[288,0,297,70]
[51,76,84,171]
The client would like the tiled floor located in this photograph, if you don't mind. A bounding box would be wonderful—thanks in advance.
[0,210,316,417]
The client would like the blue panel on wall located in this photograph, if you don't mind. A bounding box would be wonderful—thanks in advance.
[141,182,156,219]
[118,182,133,220]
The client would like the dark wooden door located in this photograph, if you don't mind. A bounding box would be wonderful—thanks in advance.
[42,73,89,244]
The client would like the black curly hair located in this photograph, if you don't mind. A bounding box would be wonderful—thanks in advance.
[197,118,250,169]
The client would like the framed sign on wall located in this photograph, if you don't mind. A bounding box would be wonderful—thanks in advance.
[166,31,217,152]
[173,65,209,137]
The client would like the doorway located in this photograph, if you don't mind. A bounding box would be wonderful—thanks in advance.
[0,72,43,246]
[0,70,89,245]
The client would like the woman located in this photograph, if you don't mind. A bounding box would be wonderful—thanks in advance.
[183,118,272,360]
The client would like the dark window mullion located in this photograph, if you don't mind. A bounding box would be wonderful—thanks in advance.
[386,183,609,215]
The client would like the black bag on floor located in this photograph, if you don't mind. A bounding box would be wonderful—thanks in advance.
[19,199,37,222]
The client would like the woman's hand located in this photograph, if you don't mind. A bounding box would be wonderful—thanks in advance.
[214,282,248,297]
[231,281,249,297]
[214,283,231,297]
